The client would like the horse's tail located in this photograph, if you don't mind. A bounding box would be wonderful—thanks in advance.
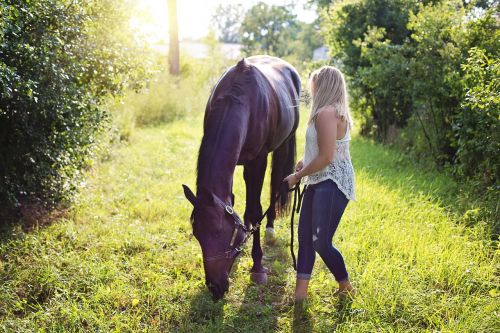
[270,134,296,217]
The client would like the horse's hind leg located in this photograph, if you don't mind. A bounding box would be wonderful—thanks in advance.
[243,155,268,285]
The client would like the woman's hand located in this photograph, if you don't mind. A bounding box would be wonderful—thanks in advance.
[283,173,300,189]
[295,160,303,172]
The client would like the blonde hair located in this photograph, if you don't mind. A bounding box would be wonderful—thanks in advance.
[308,66,352,127]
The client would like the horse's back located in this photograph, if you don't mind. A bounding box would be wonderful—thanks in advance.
[246,56,301,151]
[205,55,300,162]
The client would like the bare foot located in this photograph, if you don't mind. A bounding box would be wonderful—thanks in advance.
[294,278,310,302]
[333,287,356,298]
[335,280,356,298]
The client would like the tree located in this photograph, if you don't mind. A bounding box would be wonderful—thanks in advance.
[211,4,245,43]
[323,0,428,139]
[167,0,179,75]
[288,21,324,61]
[240,2,297,57]
[323,0,499,178]
[307,0,335,9]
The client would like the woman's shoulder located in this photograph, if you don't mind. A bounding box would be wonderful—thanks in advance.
[316,105,341,123]
[317,105,337,114]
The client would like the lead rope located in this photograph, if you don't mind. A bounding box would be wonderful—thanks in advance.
[289,183,305,271]
[227,181,304,270]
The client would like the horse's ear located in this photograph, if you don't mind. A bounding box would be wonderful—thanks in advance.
[236,58,249,72]
[182,184,196,206]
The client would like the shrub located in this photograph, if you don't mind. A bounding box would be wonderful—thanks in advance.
[454,47,499,185]
[0,0,149,216]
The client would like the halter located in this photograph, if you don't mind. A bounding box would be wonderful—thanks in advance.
[201,184,305,269]
[202,194,255,263]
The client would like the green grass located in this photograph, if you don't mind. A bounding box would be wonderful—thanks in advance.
[0,110,498,332]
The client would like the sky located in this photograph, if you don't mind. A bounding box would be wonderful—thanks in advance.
[131,0,318,43]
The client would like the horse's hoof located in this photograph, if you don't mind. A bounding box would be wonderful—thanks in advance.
[265,227,277,245]
[250,271,268,285]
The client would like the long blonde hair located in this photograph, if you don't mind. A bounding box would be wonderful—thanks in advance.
[308,66,352,127]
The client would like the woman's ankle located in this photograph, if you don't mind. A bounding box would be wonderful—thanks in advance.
[294,289,308,300]
[338,279,353,291]
[295,278,310,300]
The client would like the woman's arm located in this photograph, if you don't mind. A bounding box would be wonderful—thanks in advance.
[284,107,338,187]
[297,108,337,178]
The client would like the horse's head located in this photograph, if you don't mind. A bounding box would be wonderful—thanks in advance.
[182,184,245,300]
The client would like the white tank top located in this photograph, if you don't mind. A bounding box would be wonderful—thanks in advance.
[302,122,356,201]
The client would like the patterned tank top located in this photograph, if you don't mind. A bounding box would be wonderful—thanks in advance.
[302,121,356,201]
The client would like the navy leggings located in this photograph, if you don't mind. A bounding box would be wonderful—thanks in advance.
[297,179,349,282]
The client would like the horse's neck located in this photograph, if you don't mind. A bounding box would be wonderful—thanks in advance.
[196,101,249,202]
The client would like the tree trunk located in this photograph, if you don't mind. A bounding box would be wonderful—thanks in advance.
[167,0,180,75]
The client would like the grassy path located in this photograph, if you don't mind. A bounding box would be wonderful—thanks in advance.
[0,112,498,332]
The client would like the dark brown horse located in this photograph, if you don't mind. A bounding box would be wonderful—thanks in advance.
[182,55,300,300]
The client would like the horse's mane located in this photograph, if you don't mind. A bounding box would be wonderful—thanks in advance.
[195,58,255,188]
[219,58,252,101]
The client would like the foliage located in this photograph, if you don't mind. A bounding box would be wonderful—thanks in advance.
[240,2,298,57]
[167,0,180,75]
[239,2,323,63]
[404,1,498,175]
[354,27,414,139]
[287,21,324,63]
[454,47,499,184]
[322,0,499,199]
[323,0,431,139]
[211,3,245,44]
[0,0,150,215]
[0,110,497,331]
[404,0,468,163]
[307,0,335,9]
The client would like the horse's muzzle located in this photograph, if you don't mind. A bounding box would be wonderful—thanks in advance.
[207,279,229,301]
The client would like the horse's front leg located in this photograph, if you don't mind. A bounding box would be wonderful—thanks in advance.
[243,155,268,285]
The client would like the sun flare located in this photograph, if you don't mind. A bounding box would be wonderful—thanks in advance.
[130,0,215,44]
[129,0,169,44]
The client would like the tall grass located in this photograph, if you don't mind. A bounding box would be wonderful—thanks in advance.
[0,107,497,332]
[107,49,233,142]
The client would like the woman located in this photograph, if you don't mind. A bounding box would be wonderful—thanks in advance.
[284,66,356,301]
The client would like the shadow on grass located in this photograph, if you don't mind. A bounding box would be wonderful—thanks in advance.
[177,288,226,332]
[351,137,498,235]
[227,232,310,332]
[292,285,355,332]
[333,296,355,329]
[351,137,458,205]
[0,200,68,245]
[292,300,314,333]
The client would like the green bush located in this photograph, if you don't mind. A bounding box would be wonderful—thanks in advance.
[322,0,423,140]
[0,0,149,215]
[454,48,499,185]
[320,0,499,229]
[322,0,498,173]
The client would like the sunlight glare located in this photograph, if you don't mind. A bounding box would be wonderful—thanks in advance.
[130,0,317,45]
[131,0,214,45]
[130,0,169,45]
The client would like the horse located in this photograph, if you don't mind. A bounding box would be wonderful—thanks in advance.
[182,55,300,300]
